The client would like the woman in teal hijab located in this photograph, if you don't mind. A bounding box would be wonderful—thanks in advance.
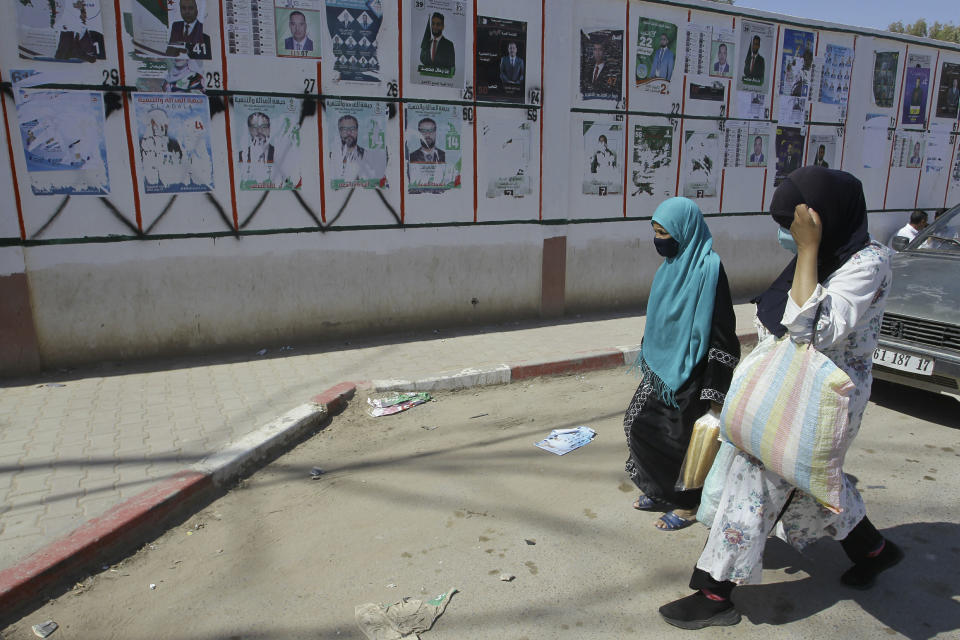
[624,197,740,530]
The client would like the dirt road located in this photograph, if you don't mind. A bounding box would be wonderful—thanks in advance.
[4,371,959,639]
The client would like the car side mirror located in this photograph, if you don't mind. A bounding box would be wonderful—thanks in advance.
[891,236,909,251]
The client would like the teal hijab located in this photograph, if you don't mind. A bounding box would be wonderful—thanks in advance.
[639,197,721,407]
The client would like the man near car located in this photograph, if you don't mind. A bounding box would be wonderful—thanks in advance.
[890,209,928,248]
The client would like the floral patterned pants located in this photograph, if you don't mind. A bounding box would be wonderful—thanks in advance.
[695,450,866,585]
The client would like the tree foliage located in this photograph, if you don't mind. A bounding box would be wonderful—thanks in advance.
[889,19,960,44]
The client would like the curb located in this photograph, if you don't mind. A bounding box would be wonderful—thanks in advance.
[0,383,356,626]
[1,335,756,623]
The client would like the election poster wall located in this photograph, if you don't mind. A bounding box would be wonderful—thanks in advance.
[580,27,624,102]
[233,96,303,191]
[326,99,390,191]
[404,103,461,194]
[17,0,106,62]
[12,70,110,196]
[132,93,214,194]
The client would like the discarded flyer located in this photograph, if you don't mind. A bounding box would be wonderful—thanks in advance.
[355,587,457,640]
[534,426,597,455]
[367,392,431,417]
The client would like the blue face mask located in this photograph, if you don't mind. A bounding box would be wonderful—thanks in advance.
[778,227,798,253]
[654,236,680,258]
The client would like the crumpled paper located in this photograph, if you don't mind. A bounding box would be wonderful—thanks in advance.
[355,588,457,640]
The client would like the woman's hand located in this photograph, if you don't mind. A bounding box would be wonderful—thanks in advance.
[789,204,820,306]
[790,204,822,252]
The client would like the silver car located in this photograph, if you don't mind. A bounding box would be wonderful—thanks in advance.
[875,205,960,396]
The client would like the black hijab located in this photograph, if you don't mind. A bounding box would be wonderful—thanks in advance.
[755,167,870,337]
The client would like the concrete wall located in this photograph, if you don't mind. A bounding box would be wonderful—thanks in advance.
[1,0,958,374]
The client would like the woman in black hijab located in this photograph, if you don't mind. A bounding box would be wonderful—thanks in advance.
[658,168,903,630]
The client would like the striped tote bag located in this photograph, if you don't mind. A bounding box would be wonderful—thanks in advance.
[719,335,856,513]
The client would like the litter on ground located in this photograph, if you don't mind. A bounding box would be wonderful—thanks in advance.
[533,426,597,455]
[367,393,431,417]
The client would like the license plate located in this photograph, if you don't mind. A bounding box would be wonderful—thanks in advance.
[873,347,935,375]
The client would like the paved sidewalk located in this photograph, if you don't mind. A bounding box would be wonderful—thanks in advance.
[0,305,758,577]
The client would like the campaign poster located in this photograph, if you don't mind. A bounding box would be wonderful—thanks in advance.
[16,0,106,62]
[404,103,461,194]
[681,130,720,198]
[819,44,853,106]
[630,124,672,198]
[480,116,531,198]
[689,80,725,103]
[476,16,527,103]
[683,24,711,77]
[275,2,323,59]
[779,29,814,99]
[778,95,807,126]
[709,28,735,79]
[724,120,770,168]
[891,131,925,169]
[872,52,899,108]
[133,93,214,194]
[136,55,205,93]
[902,53,931,126]
[735,89,768,120]
[12,71,109,196]
[774,125,804,186]
[224,0,276,55]
[737,19,774,94]
[635,17,677,94]
[935,62,960,120]
[582,121,623,196]
[809,133,838,169]
[233,96,303,191]
[132,0,214,60]
[325,0,384,82]
[326,99,389,190]
[580,28,624,102]
[410,0,466,88]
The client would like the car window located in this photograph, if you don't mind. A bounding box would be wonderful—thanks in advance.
[914,208,960,253]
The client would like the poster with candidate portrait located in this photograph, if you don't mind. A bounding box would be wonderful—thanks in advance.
[635,17,677,94]
[681,130,720,198]
[476,16,527,104]
[582,121,623,196]
[935,62,960,120]
[722,120,770,168]
[630,124,673,198]
[902,53,931,126]
[224,0,276,55]
[275,3,323,59]
[404,103,461,194]
[325,0,384,82]
[779,28,814,99]
[891,131,926,169]
[12,70,110,196]
[17,0,106,62]
[819,44,853,106]
[410,0,466,89]
[737,19,774,94]
[233,96,303,191]
[133,93,214,194]
[480,114,532,198]
[872,51,899,108]
[132,0,214,60]
[580,28,624,102]
[326,99,389,191]
[709,28,735,79]
[809,133,838,169]
[774,125,804,186]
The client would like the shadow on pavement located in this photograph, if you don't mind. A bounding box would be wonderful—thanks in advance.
[870,380,960,430]
[738,522,960,639]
